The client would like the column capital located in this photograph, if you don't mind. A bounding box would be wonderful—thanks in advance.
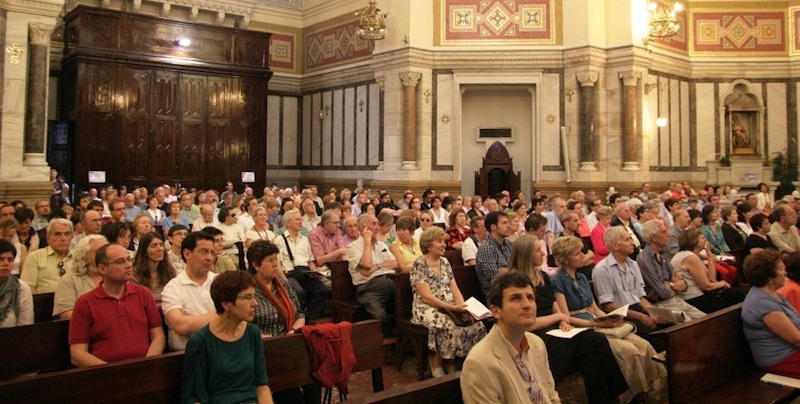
[576,71,599,87]
[375,76,386,91]
[28,23,54,46]
[618,71,642,87]
[399,72,422,88]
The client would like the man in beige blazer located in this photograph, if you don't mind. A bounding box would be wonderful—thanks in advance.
[462,272,561,404]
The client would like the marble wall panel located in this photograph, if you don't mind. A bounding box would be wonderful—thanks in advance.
[267,95,281,165]
[766,83,787,158]
[657,78,669,167]
[680,81,691,167]
[283,97,298,166]
[436,73,454,167]
[540,74,561,170]
[321,91,332,166]
[302,95,312,166]
[368,83,380,165]
[695,83,716,165]
[310,92,322,166]
[332,89,344,166]
[669,78,681,167]
[343,87,355,166]
[355,85,368,166]
[646,78,659,167]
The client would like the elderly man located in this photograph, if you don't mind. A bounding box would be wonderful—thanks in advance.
[276,209,330,321]
[71,210,103,251]
[593,226,668,344]
[342,216,360,246]
[32,199,50,231]
[611,202,645,260]
[124,193,142,223]
[636,220,706,320]
[476,212,513,301]
[462,216,488,266]
[769,205,800,254]
[162,232,218,351]
[300,198,320,235]
[544,197,567,251]
[21,218,74,293]
[68,244,165,367]
[462,272,561,404]
[347,213,398,336]
[309,210,347,267]
[178,192,200,224]
[666,209,690,257]
[192,204,218,231]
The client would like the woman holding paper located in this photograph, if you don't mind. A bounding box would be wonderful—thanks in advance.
[509,234,628,404]
[410,227,486,378]
[742,249,800,378]
[551,236,666,401]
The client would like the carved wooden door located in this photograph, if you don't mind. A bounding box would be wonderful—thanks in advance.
[179,74,206,186]
[151,71,179,184]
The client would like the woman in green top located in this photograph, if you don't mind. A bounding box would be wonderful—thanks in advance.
[182,271,273,404]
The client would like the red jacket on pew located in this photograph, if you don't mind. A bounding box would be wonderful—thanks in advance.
[301,322,357,394]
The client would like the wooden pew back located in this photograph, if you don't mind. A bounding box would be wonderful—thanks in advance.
[0,319,71,380]
[444,249,464,268]
[33,292,54,323]
[330,260,366,322]
[349,372,461,404]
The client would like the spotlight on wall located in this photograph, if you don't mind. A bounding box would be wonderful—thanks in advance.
[656,117,669,127]
[176,37,192,47]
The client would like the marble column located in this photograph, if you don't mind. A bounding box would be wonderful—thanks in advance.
[618,71,641,171]
[24,23,53,167]
[576,70,598,171]
[399,72,421,170]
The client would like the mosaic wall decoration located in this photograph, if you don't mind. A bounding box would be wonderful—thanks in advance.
[792,8,800,54]
[692,11,785,54]
[305,19,373,71]
[269,32,296,72]
[437,0,558,45]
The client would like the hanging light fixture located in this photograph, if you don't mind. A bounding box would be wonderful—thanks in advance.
[355,0,387,41]
[644,1,683,44]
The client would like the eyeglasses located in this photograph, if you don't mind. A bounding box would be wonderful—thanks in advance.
[236,294,256,301]
[420,218,432,222]
[57,261,65,276]
[229,214,237,218]
[106,257,133,266]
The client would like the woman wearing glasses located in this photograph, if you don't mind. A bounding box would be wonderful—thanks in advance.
[53,235,107,319]
[413,211,435,241]
[182,270,273,404]
[217,206,246,261]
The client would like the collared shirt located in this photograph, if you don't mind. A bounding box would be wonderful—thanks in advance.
[33,216,49,231]
[20,246,73,293]
[180,207,200,224]
[769,224,800,253]
[476,235,513,301]
[302,215,320,235]
[666,225,684,257]
[191,218,218,232]
[636,245,674,301]
[346,237,395,286]
[309,226,346,265]
[592,253,647,306]
[238,213,255,234]
[276,232,315,272]
[125,206,143,223]
[544,211,563,238]
[343,234,358,246]
[498,328,545,403]
[162,270,217,351]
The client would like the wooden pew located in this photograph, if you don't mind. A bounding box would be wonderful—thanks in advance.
[349,372,461,404]
[444,248,464,268]
[0,320,385,400]
[330,260,368,322]
[33,292,55,323]
[0,319,71,380]
[651,303,798,403]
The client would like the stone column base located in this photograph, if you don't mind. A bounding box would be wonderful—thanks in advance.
[621,162,640,171]
[400,161,418,170]
[579,162,598,171]
[23,153,48,166]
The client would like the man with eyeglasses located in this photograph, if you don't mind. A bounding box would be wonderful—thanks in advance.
[192,204,219,232]
[68,243,165,367]
[32,199,50,231]
[101,198,126,233]
[162,231,218,351]
[178,192,200,224]
[21,218,74,294]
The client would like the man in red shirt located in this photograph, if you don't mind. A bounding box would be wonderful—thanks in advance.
[68,244,165,367]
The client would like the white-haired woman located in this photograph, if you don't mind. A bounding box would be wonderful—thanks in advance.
[53,234,108,319]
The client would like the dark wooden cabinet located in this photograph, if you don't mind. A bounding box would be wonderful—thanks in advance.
[62,6,271,193]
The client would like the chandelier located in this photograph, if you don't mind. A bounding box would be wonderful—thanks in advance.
[355,0,387,41]
[645,1,682,43]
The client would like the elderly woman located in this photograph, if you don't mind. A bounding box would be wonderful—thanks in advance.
[162,201,188,237]
[132,232,176,310]
[182,271,273,404]
[756,182,773,214]
[410,227,486,377]
[445,209,471,250]
[746,213,778,255]
[0,239,33,328]
[376,211,395,245]
[53,235,108,319]
[551,236,665,402]
[413,210,435,241]
[390,217,421,274]
[0,218,26,276]
[131,214,153,251]
[721,205,747,253]
[144,195,166,226]
[247,240,304,337]
[246,206,277,249]
[591,206,614,264]
[742,249,800,378]
[509,234,628,403]
[671,230,744,313]
[778,252,800,312]
[467,196,484,219]
[217,206,246,259]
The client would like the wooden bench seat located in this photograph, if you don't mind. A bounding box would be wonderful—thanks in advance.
[0,319,70,380]
[349,372,462,404]
[330,260,369,322]
[651,303,798,403]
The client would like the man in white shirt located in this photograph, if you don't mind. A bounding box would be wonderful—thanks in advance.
[462,216,488,266]
[162,232,218,351]
[301,198,321,235]
[347,213,398,336]
[191,204,218,231]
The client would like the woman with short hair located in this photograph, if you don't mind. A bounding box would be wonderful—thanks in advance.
[778,252,800,312]
[0,239,32,328]
[54,235,107,319]
[245,206,276,250]
[746,213,779,255]
[0,218,26,276]
[445,209,471,250]
[390,217,421,274]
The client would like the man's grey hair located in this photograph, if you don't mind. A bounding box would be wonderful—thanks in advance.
[603,226,630,249]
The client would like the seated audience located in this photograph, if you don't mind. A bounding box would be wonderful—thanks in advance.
[375,211,395,245]
[144,195,166,226]
[670,230,745,313]
[132,232,177,310]
[611,203,645,260]
[742,249,800,379]
[309,210,347,269]
[746,213,779,255]
[769,204,800,254]
[192,204,219,231]
[14,207,40,252]
[778,252,800,312]
[21,218,74,294]
[461,271,561,403]
[202,226,238,273]
[182,271,272,403]
[163,201,189,237]
[446,209,471,250]
[102,221,133,252]
[131,214,153,251]
[476,212,513,300]
[429,197,448,225]
[413,210,434,241]
[0,218,26,276]
[167,225,189,274]
[347,213,399,336]
[389,216,421,273]
[342,215,359,246]
[411,227,486,377]
[0,239,33,327]
[591,206,614,264]
[248,240,304,337]
[245,206,277,249]
[721,205,748,253]
[736,202,756,236]
[461,216,487,266]
[163,231,219,351]
[53,235,108,319]
[510,234,628,403]
[552,236,666,401]
[68,244,165,366]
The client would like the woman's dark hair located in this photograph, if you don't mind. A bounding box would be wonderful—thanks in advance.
[360,203,374,214]
[665,198,681,210]
[210,271,257,314]
[102,222,131,244]
[785,252,800,283]
[750,213,770,231]
[678,229,702,252]
[395,216,417,233]
[218,206,234,223]
[246,239,280,273]
[744,249,783,287]
[737,203,753,223]
[0,239,17,258]
[133,232,175,289]
[608,193,621,206]
[701,205,716,225]
[687,209,701,222]
[279,197,293,214]
[13,207,34,223]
